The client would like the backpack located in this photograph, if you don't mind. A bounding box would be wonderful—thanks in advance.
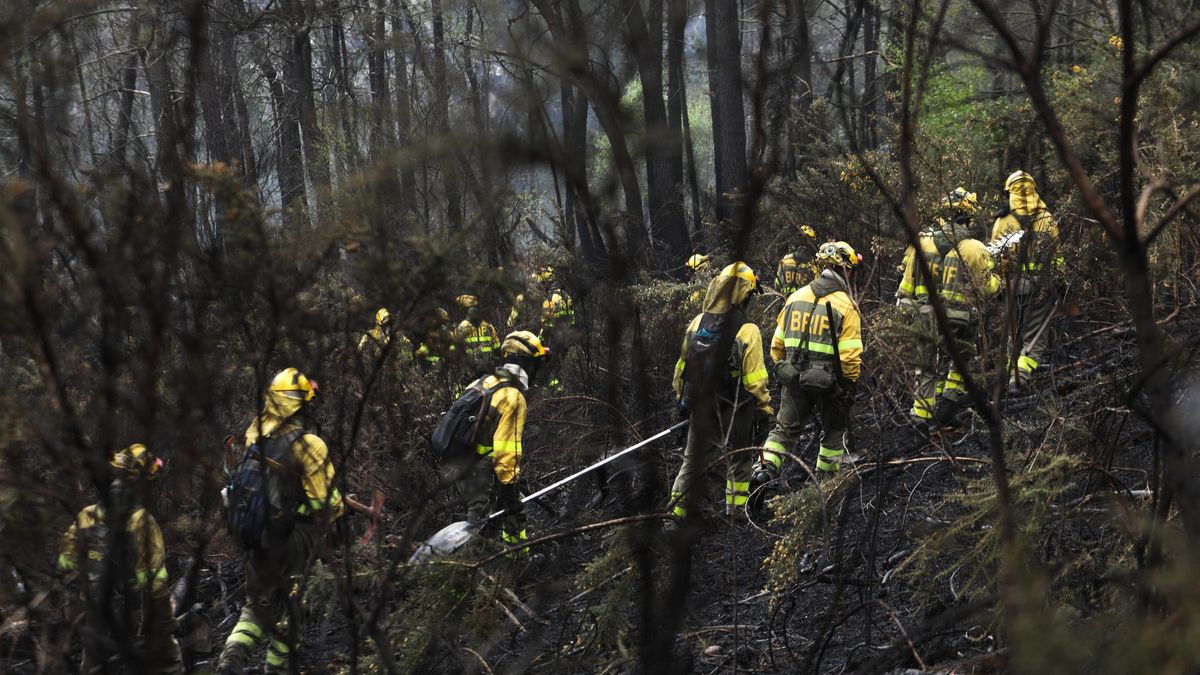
[430,378,517,462]
[225,429,306,551]
[681,308,749,408]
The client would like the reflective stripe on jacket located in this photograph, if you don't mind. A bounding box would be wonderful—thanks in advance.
[771,270,864,381]
[896,233,944,303]
[474,370,528,484]
[457,320,501,355]
[991,198,1060,274]
[245,416,345,520]
[59,504,169,594]
[941,239,1001,306]
[672,314,772,412]
[541,290,575,326]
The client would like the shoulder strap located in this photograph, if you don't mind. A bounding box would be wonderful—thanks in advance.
[247,429,307,476]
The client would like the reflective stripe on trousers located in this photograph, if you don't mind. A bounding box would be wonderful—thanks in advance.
[816,446,845,472]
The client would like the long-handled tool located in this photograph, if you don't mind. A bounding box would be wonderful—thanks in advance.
[409,420,688,562]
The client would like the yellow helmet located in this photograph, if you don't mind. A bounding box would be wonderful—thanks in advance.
[110,444,163,479]
[800,224,816,238]
[501,330,550,358]
[942,187,978,213]
[815,241,863,269]
[532,266,555,283]
[686,254,710,271]
[375,308,390,326]
[269,367,318,402]
[456,294,478,309]
[436,307,450,322]
[1004,170,1036,193]
[719,261,758,286]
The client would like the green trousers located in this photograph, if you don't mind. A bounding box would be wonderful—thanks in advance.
[218,523,319,674]
[669,397,756,516]
[457,457,527,550]
[1011,292,1056,382]
[762,383,851,474]
[80,592,182,674]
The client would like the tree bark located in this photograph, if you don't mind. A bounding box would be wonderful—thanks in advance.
[624,0,691,273]
[259,54,309,229]
[667,0,703,239]
[285,3,331,225]
[390,2,418,214]
[704,0,748,229]
[431,0,462,232]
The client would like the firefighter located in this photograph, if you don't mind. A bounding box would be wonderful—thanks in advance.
[457,331,551,552]
[416,307,455,366]
[669,262,772,518]
[756,241,863,484]
[992,170,1061,393]
[217,368,345,674]
[534,266,576,343]
[902,189,976,423]
[455,294,501,363]
[59,444,183,674]
[935,219,1002,426]
[686,253,711,305]
[775,225,819,296]
[358,307,410,365]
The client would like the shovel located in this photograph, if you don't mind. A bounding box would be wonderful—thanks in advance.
[409,420,688,562]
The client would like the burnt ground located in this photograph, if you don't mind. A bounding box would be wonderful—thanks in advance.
[17,311,1162,674]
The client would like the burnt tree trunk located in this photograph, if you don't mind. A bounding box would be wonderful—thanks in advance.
[704,0,748,230]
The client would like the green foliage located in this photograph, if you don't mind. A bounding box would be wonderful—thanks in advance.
[569,527,639,658]
[899,454,1080,609]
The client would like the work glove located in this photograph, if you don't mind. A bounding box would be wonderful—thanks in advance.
[838,378,858,407]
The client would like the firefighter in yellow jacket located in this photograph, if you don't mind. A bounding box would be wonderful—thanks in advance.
[757,242,863,483]
[218,368,344,674]
[669,262,772,518]
[991,170,1061,393]
[685,253,711,306]
[59,444,183,674]
[934,231,1001,426]
[455,294,501,363]
[776,225,819,296]
[904,189,975,422]
[458,331,550,551]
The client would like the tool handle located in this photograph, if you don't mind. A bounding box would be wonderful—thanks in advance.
[486,420,688,521]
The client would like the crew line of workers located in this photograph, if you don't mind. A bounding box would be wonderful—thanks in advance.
[57,171,1057,672]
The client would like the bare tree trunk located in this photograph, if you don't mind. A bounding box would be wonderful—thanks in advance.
[390,2,418,214]
[260,55,309,229]
[667,0,703,239]
[705,0,748,229]
[431,0,462,232]
[625,0,691,273]
[286,4,331,225]
[369,0,401,228]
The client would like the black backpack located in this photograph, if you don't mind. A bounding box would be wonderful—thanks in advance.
[681,308,749,408]
[226,429,306,551]
[430,378,517,462]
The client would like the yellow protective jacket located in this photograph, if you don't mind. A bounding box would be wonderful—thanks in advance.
[456,319,500,356]
[896,232,945,304]
[474,365,529,484]
[991,188,1060,275]
[59,502,169,596]
[941,239,1001,308]
[673,270,771,413]
[358,326,388,352]
[541,289,575,327]
[246,406,345,521]
[772,269,864,381]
